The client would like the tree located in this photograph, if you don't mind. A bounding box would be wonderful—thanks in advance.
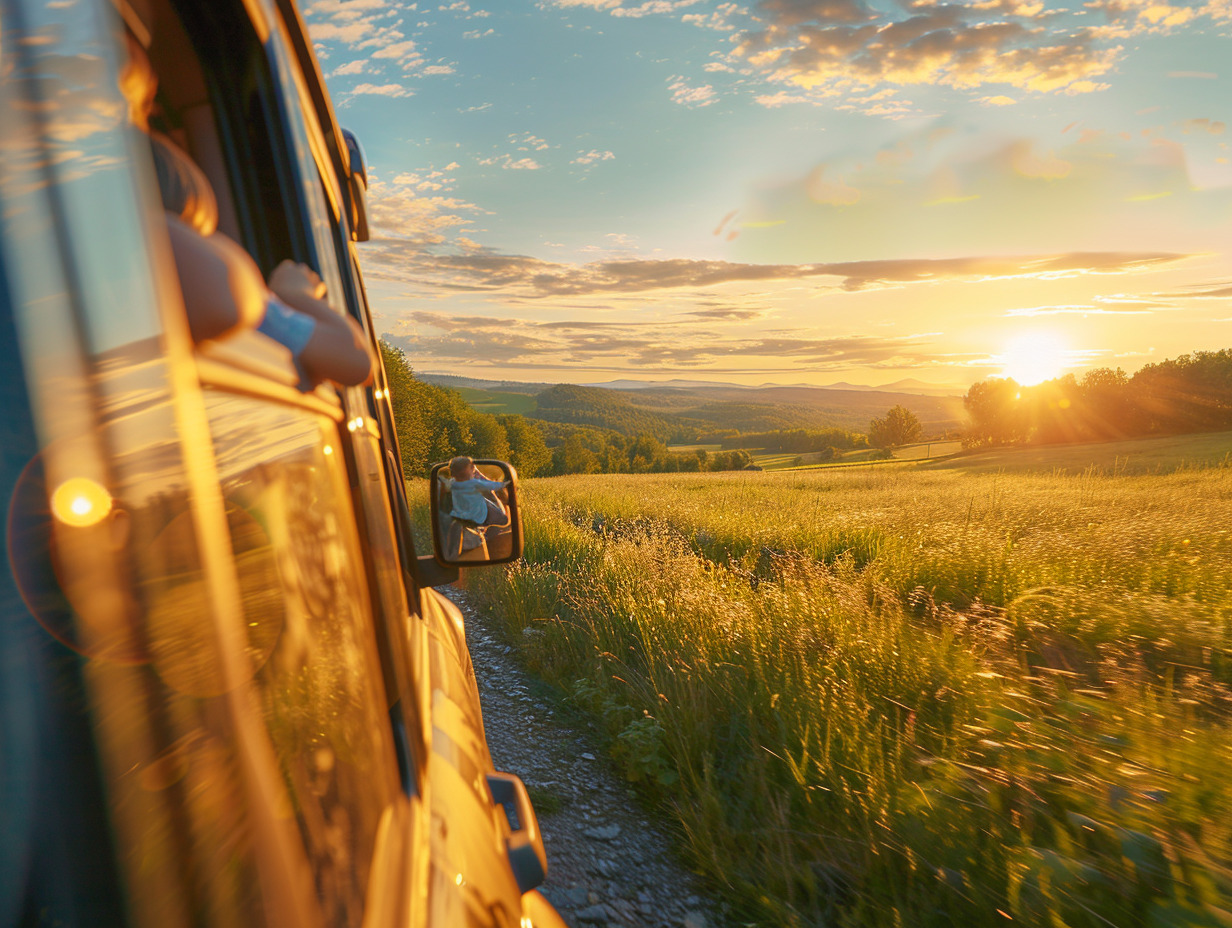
[869,405,923,449]
[963,379,1025,447]
[379,340,432,475]
[498,414,552,477]
[560,433,600,474]
[461,411,510,461]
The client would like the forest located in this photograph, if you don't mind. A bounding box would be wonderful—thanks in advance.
[964,349,1232,447]
[380,342,756,477]
[384,342,1232,478]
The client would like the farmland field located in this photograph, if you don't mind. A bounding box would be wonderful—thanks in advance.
[423,431,1232,927]
[454,386,539,416]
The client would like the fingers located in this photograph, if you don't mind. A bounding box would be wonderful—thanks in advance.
[269,261,326,301]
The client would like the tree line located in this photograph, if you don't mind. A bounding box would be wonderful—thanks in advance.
[696,426,869,453]
[381,343,756,477]
[963,349,1232,447]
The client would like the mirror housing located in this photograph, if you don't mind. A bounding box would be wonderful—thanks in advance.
[341,128,370,242]
[428,459,523,568]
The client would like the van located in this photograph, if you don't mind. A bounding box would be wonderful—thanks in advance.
[0,1,563,925]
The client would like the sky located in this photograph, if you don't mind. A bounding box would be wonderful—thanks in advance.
[304,0,1232,388]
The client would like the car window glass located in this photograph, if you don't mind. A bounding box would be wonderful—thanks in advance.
[204,392,401,926]
[2,1,163,355]
[265,32,348,313]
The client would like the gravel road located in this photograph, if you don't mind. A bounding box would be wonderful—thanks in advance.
[444,588,726,928]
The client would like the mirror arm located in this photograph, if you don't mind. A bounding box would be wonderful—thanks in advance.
[415,554,458,589]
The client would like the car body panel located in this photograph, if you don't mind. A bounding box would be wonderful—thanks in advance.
[0,0,561,925]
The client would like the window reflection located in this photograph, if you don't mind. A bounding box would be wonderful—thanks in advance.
[205,391,399,928]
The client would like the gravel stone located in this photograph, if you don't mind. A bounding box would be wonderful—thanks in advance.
[583,824,622,841]
[576,904,611,923]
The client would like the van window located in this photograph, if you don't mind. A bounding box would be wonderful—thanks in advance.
[204,392,401,925]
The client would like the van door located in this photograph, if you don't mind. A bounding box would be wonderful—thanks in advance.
[0,1,330,925]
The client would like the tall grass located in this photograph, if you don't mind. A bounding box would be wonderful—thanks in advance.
[418,456,1232,927]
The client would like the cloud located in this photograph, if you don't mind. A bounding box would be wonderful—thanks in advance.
[1151,280,1232,299]
[1179,118,1227,136]
[349,82,414,97]
[1004,303,1159,316]
[359,240,1191,298]
[305,0,426,73]
[668,76,717,106]
[739,119,1232,260]
[681,306,770,320]
[545,0,704,14]
[386,313,945,370]
[309,20,377,43]
[363,169,488,245]
[728,0,1137,102]
[1084,0,1204,37]
[331,59,367,76]
[510,133,551,151]
[548,0,623,8]
[754,91,819,107]
[611,0,704,16]
[572,149,616,165]
[478,154,543,170]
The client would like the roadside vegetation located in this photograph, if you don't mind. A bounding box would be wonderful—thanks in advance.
[419,434,1232,927]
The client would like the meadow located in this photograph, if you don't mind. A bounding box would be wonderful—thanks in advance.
[421,432,1232,927]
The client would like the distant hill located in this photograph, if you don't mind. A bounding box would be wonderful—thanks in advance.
[524,382,965,438]
[401,368,967,437]
[584,377,966,397]
[533,384,689,441]
[417,372,966,398]
[418,373,549,394]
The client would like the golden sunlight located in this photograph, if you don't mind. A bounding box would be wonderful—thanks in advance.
[999,331,1069,385]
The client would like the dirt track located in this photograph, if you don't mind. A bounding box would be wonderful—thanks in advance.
[444,588,725,928]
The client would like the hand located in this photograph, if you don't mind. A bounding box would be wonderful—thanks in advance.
[269,260,327,303]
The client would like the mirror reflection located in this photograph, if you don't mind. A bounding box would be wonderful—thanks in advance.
[433,457,515,564]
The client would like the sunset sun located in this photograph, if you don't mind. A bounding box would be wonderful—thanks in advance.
[999,332,1070,386]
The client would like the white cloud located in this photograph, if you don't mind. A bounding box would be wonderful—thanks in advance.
[373,39,417,58]
[479,153,543,170]
[506,132,551,151]
[668,76,717,107]
[611,0,703,17]
[350,82,413,97]
[331,59,367,76]
[572,149,616,165]
[308,21,375,43]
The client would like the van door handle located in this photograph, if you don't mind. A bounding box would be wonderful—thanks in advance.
[486,772,548,893]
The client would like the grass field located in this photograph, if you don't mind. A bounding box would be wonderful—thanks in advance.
[667,439,967,471]
[423,431,1232,927]
[455,386,539,416]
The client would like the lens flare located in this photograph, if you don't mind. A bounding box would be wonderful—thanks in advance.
[51,477,113,527]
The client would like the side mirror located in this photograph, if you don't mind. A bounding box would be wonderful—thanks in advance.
[428,460,523,568]
[341,128,370,243]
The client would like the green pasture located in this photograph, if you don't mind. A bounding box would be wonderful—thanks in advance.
[424,431,1232,928]
[456,386,539,416]
[929,429,1232,475]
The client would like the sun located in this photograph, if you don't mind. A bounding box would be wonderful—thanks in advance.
[999,332,1070,386]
